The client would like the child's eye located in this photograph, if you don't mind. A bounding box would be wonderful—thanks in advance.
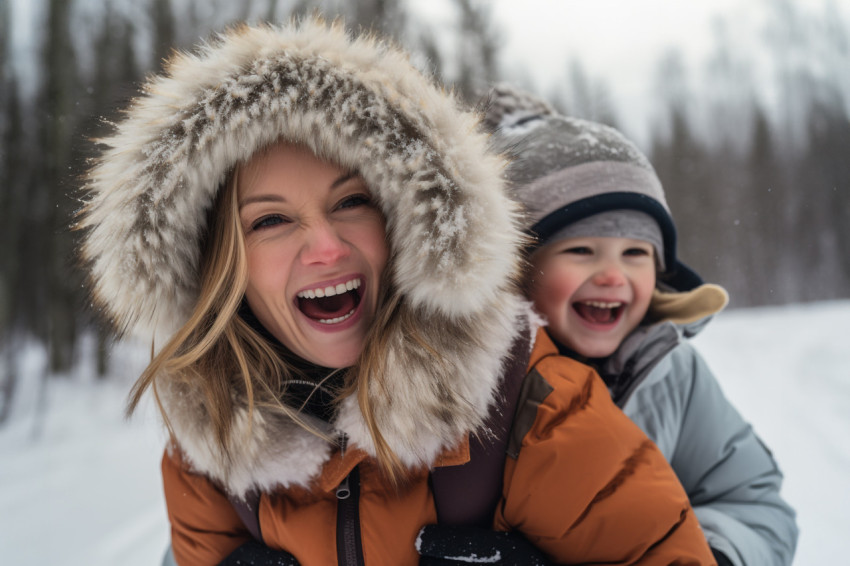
[624,247,651,257]
[251,214,290,231]
[336,193,372,211]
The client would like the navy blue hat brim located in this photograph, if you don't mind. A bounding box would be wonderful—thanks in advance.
[529,191,703,292]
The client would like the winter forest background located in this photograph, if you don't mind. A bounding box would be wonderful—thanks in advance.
[0,0,848,564]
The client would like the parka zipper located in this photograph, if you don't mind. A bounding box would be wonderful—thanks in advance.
[335,434,365,566]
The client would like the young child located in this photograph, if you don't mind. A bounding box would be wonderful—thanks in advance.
[485,84,799,566]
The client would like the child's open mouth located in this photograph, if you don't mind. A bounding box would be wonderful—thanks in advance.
[573,300,624,325]
[296,277,363,324]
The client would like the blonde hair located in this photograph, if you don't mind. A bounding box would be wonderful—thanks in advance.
[125,159,423,483]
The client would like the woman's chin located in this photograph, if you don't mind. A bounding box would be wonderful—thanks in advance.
[295,323,370,368]
[301,344,362,369]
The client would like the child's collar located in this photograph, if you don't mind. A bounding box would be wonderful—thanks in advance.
[646,283,729,325]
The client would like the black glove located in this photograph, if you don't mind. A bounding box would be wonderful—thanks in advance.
[417,524,553,566]
[217,540,300,565]
[711,547,734,566]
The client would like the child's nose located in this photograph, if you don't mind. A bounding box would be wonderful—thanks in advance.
[592,263,626,286]
[300,220,349,265]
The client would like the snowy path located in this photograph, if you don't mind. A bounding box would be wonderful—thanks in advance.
[0,342,170,566]
[1,301,849,565]
[691,301,850,564]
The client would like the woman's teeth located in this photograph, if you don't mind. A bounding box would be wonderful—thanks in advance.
[297,278,361,299]
[295,277,363,324]
[319,309,356,324]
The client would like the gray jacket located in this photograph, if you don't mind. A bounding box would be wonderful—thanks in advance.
[597,296,798,566]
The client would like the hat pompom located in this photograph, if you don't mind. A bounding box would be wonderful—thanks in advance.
[483,82,558,133]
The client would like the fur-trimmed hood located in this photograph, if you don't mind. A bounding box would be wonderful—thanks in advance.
[78,19,526,496]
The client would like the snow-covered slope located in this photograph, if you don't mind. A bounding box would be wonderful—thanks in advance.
[1,301,848,565]
[691,300,850,565]
[0,339,169,565]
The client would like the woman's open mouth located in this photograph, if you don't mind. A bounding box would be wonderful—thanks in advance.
[296,277,363,324]
[573,300,625,325]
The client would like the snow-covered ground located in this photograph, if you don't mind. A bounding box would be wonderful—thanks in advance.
[1,300,848,565]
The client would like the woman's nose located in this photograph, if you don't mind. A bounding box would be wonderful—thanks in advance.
[301,220,349,265]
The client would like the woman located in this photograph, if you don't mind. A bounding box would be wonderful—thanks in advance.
[77,18,714,565]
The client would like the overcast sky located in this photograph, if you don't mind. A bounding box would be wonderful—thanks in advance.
[493,0,774,144]
[10,0,847,145]
[489,0,757,86]
[421,0,846,147]
[410,0,767,143]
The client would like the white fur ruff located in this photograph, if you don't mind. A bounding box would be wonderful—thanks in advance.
[80,19,527,495]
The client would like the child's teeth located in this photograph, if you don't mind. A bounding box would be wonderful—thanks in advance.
[335,283,347,294]
[585,300,621,308]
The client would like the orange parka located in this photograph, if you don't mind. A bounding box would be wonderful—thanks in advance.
[162,327,714,565]
[495,328,714,564]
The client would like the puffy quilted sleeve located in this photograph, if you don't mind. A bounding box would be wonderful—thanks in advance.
[162,446,252,566]
[495,333,714,564]
[660,344,797,565]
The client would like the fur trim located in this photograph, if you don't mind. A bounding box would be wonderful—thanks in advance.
[161,377,333,493]
[80,19,520,339]
[79,19,527,495]
[161,295,527,495]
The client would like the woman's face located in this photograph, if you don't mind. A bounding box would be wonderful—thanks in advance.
[238,143,388,368]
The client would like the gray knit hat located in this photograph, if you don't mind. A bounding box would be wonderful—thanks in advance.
[485,83,701,291]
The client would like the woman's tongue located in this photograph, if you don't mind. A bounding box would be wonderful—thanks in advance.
[299,291,356,321]
[574,302,619,324]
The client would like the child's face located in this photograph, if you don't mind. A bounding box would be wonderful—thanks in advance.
[529,236,656,358]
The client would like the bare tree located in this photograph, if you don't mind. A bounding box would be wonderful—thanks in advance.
[701,17,755,153]
[0,0,18,423]
[152,0,176,71]
[451,0,500,102]
[763,0,814,154]
[39,0,82,374]
[348,0,407,37]
[554,59,619,128]
[744,101,795,305]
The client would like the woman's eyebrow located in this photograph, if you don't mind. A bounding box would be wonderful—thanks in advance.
[239,171,361,209]
[330,171,360,190]
[238,194,285,209]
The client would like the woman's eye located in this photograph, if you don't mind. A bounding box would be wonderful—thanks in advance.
[336,193,372,210]
[251,214,289,231]
[562,246,592,255]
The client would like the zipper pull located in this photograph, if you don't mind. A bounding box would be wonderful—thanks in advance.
[336,474,351,500]
[336,432,351,499]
